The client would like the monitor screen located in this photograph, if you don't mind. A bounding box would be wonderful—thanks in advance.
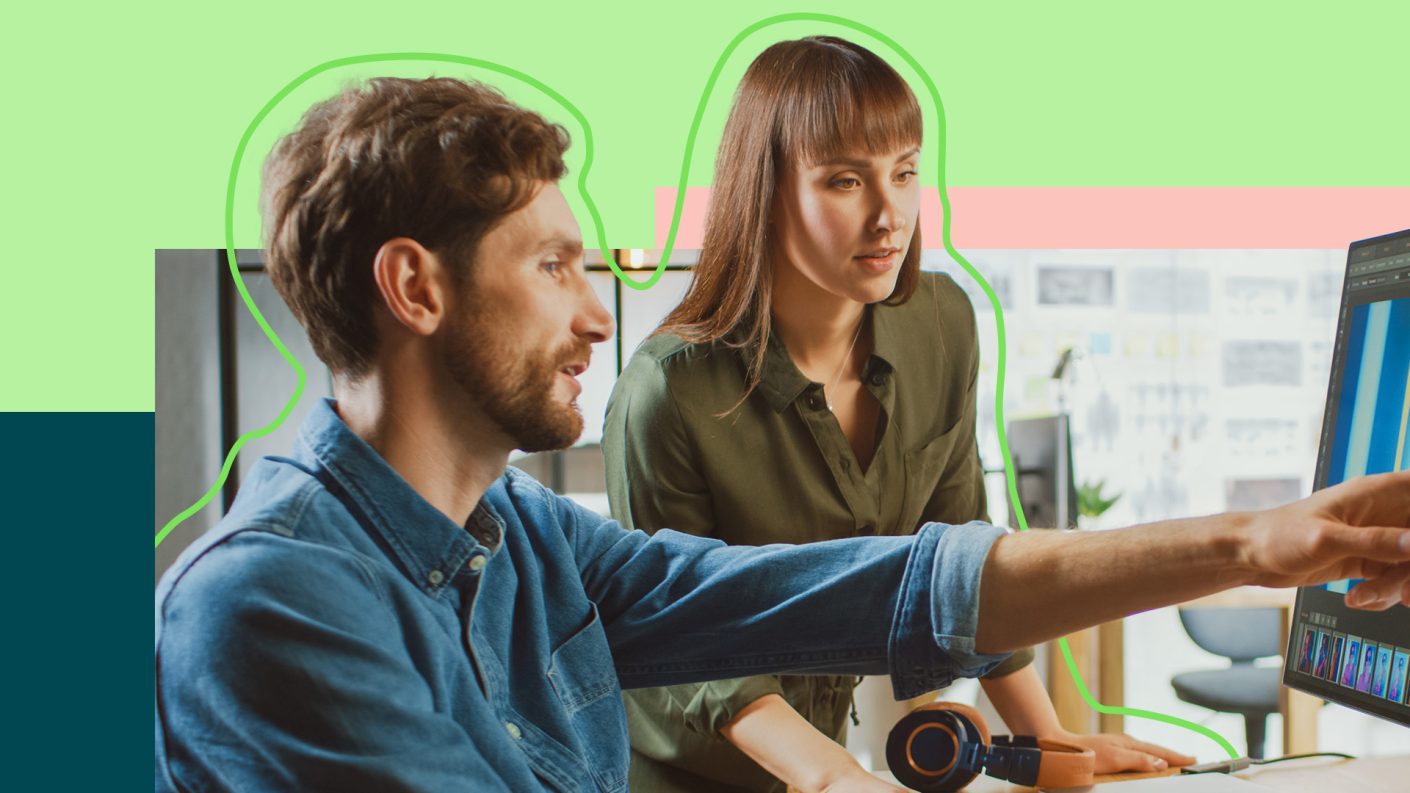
[1283,228,1410,727]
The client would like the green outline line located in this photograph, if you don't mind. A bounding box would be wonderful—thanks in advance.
[154,16,1238,760]
[1057,639,1238,758]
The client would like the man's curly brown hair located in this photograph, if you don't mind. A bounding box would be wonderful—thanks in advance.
[261,77,570,376]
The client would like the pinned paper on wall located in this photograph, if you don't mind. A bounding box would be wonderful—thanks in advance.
[1155,333,1180,359]
[1037,266,1114,306]
[1225,277,1298,316]
[1128,268,1211,314]
[1124,333,1150,358]
[1226,419,1300,459]
[1222,340,1303,386]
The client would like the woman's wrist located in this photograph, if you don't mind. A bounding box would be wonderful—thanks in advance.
[807,752,874,792]
[720,694,864,793]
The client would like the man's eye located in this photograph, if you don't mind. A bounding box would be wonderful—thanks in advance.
[895,170,918,184]
[541,260,563,275]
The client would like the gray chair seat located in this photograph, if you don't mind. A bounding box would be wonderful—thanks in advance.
[1172,665,1280,714]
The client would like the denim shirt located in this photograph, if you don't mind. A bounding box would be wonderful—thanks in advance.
[155,398,1009,792]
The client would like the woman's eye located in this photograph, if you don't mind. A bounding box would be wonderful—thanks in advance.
[831,177,861,189]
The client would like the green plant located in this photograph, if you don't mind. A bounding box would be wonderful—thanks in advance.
[1077,479,1121,518]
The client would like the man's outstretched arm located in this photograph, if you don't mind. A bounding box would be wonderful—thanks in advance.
[976,469,1410,653]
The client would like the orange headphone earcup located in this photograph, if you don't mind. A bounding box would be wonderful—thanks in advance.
[914,702,990,745]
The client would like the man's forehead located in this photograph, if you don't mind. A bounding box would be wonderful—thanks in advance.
[495,183,583,253]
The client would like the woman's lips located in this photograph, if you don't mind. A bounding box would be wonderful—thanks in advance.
[855,250,899,272]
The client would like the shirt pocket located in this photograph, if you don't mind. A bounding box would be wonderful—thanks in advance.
[547,603,628,792]
[900,423,966,532]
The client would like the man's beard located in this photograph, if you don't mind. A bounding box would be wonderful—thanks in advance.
[441,302,588,453]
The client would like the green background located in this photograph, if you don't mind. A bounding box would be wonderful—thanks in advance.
[3,0,1407,411]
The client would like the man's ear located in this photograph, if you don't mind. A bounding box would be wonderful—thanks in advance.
[371,238,450,337]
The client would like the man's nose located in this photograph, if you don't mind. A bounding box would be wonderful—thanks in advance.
[573,282,615,344]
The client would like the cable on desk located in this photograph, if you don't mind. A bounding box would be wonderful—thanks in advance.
[1182,752,1356,775]
[1250,752,1356,766]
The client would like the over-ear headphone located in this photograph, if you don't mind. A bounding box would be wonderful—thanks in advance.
[886,702,1095,791]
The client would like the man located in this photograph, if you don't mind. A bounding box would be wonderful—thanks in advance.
[154,77,1410,793]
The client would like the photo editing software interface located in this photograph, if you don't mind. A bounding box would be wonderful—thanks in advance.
[1284,228,1410,728]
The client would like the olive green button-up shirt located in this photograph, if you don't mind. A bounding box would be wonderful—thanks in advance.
[603,271,1033,792]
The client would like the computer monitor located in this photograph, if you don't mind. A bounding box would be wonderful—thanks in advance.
[1282,228,1410,727]
[1006,415,1079,530]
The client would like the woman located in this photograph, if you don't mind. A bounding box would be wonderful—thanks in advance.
[603,36,1193,792]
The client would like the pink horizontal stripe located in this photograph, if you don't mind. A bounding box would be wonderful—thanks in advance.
[654,187,1410,249]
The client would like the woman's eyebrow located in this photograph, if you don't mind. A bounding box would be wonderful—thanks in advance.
[818,155,871,168]
[816,148,921,168]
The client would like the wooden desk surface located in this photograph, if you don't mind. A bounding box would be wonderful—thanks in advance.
[877,755,1409,791]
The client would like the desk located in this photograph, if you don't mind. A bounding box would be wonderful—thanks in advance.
[875,755,1408,791]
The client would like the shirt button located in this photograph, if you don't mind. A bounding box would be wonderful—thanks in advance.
[869,372,886,386]
[505,721,522,740]
[806,394,824,410]
[467,555,487,572]
[427,569,445,586]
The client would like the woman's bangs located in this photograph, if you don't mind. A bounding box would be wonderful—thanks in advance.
[781,68,922,166]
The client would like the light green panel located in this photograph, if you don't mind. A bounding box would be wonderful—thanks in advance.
[2,0,1405,410]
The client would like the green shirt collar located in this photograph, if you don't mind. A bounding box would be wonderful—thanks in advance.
[752,303,914,414]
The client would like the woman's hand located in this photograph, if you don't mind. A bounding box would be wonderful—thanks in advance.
[1054,730,1196,774]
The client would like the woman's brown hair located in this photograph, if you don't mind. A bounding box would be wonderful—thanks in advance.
[655,36,923,401]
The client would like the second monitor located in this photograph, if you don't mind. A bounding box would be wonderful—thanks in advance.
[1006,415,1080,530]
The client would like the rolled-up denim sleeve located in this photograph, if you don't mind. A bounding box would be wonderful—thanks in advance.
[888,520,1014,700]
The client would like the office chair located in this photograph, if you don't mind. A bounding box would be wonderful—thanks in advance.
[1170,607,1283,759]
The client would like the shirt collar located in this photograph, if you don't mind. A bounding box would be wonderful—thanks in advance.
[755,328,813,413]
[869,299,904,374]
[292,398,499,596]
[752,304,901,413]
